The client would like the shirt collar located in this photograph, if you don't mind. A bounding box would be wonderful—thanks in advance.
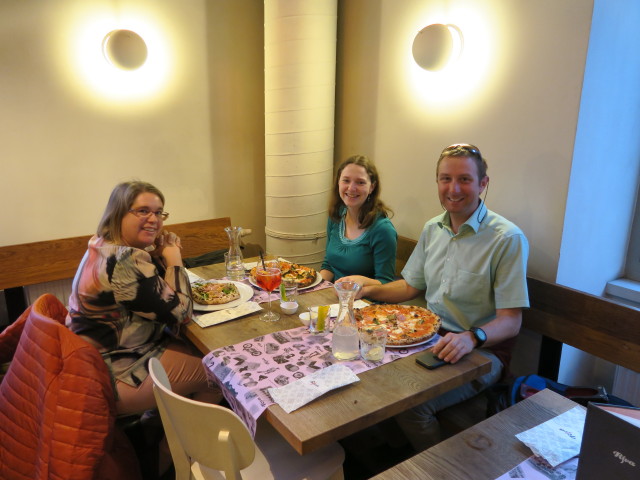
[437,201,487,235]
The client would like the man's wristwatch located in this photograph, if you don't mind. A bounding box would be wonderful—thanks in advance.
[469,327,487,348]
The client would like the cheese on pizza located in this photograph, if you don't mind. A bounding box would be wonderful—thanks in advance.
[192,282,241,305]
[355,304,441,346]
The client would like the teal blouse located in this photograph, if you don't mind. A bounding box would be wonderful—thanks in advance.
[321,213,397,283]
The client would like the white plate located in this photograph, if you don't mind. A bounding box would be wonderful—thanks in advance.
[192,280,254,311]
[386,337,436,349]
[248,273,322,291]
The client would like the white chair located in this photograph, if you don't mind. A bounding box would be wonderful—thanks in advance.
[148,358,345,480]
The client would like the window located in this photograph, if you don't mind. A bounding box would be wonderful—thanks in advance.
[606,188,640,306]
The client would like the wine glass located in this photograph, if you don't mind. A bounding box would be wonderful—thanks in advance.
[256,263,282,322]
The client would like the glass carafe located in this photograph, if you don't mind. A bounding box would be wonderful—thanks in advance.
[331,281,361,361]
[224,226,245,280]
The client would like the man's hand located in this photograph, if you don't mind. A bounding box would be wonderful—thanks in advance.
[358,279,423,302]
[431,307,522,364]
[431,331,475,364]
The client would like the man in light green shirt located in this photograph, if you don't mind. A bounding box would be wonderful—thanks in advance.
[359,144,529,451]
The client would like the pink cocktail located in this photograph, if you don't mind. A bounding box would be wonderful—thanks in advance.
[256,266,282,322]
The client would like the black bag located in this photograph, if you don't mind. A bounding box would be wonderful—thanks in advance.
[485,374,634,416]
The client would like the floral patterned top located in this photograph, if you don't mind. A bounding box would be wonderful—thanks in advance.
[66,236,193,387]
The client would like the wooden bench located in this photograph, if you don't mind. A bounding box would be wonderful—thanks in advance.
[0,217,234,321]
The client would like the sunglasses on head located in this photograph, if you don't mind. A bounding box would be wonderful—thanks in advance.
[442,143,482,158]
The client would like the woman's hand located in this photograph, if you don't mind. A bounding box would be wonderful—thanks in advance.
[152,230,183,267]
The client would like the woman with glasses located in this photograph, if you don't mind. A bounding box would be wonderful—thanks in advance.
[66,180,220,418]
[319,154,397,287]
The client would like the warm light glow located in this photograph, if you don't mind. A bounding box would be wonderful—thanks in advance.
[406,5,497,108]
[56,5,174,107]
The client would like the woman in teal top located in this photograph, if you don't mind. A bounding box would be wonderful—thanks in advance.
[320,155,397,285]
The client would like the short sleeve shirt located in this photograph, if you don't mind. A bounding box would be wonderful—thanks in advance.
[402,203,529,332]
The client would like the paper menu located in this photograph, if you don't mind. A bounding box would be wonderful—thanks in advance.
[575,402,640,480]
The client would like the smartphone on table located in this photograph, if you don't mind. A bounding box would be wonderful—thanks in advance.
[416,351,448,370]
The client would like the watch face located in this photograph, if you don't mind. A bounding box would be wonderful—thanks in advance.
[476,328,487,341]
[472,327,487,343]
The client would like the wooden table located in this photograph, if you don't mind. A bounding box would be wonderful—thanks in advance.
[184,261,492,455]
[371,389,582,480]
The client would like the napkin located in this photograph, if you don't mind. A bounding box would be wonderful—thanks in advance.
[329,300,369,317]
[515,406,586,467]
[186,268,205,284]
[193,301,262,328]
[268,364,359,413]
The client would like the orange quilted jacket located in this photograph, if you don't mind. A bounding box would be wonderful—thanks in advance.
[0,294,141,480]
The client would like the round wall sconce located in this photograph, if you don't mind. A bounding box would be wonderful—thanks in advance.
[102,29,148,70]
[412,23,463,71]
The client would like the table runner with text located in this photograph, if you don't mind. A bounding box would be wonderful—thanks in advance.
[202,326,438,435]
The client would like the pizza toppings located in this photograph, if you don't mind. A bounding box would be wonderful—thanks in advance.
[355,304,441,346]
[192,281,241,305]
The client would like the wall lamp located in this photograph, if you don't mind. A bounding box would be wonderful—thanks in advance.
[102,29,148,70]
[412,23,463,71]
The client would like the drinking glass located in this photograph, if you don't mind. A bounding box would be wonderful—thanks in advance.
[308,305,330,335]
[256,264,282,322]
[279,278,298,315]
[359,326,387,362]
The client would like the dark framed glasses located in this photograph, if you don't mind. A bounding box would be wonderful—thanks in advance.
[129,208,169,220]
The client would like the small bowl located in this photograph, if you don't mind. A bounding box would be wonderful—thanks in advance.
[298,311,310,326]
[280,301,298,315]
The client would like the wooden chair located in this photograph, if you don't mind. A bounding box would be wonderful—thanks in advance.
[148,358,345,480]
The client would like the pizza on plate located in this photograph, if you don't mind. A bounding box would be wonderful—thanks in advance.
[250,260,317,288]
[191,281,241,305]
[355,304,441,346]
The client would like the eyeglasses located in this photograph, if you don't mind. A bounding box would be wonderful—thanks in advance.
[443,143,482,158]
[128,208,169,220]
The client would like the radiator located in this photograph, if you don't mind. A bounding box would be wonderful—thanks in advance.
[24,279,73,308]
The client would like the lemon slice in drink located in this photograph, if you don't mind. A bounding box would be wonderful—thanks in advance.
[317,305,330,331]
[280,283,287,301]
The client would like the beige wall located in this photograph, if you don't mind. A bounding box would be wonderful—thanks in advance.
[336,0,594,282]
[0,0,266,249]
[0,0,595,281]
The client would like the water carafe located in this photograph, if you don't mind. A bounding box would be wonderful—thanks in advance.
[331,281,361,361]
[224,226,245,281]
